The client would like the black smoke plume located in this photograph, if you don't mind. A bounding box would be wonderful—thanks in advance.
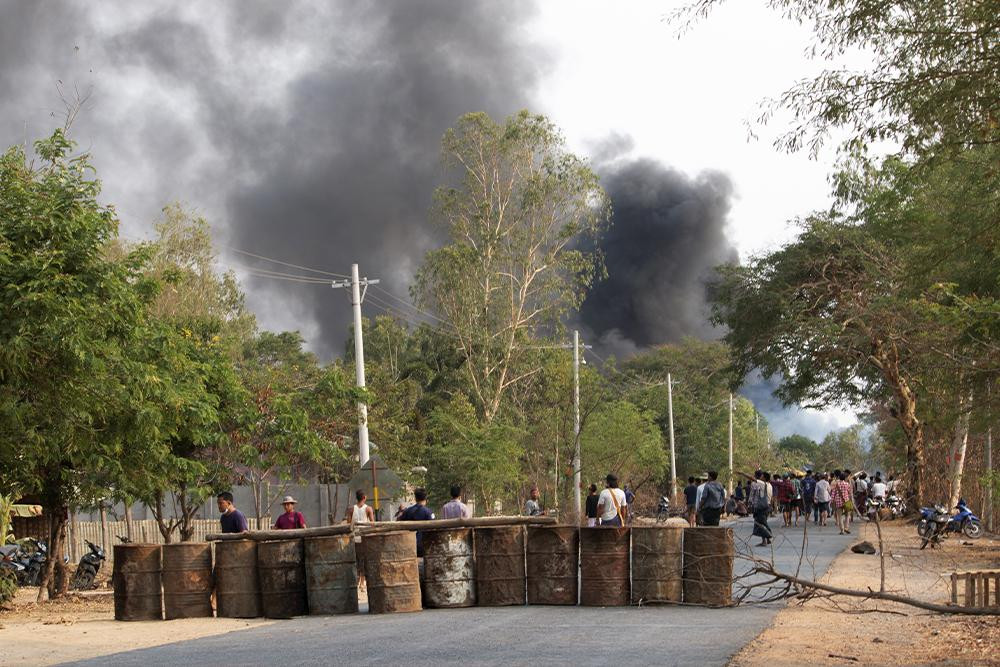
[0,0,545,358]
[581,151,739,356]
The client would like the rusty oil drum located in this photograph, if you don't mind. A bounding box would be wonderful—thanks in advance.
[526,525,578,605]
[631,526,683,604]
[421,528,475,608]
[683,526,734,606]
[363,531,422,613]
[474,526,525,606]
[214,539,261,618]
[113,544,162,621]
[258,539,308,618]
[161,543,213,619]
[305,534,358,615]
[580,527,630,606]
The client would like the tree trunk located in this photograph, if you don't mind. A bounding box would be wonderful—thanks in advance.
[36,505,67,602]
[872,341,925,506]
[948,392,973,509]
[123,499,133,541]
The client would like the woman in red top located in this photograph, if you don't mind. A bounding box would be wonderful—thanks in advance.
[830,473,853,534]
[274,495,307,529]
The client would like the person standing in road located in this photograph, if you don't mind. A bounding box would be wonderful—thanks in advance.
[695,476,707,525]
[585,484,599,527]
[683,477,698,527]
[776,474,794,528]
[698,471,726,526]
[217,492,249,534]
[747,471,772,546]
[399,487,434,556]
[596,474,627,527]
[814,473,832,526]
[801,472,816,523]
[441,485,472,519]
[524,487,544,516]
[345,489,375,590]
[831,472,852,534]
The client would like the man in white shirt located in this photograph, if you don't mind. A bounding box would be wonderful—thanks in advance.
[596,473,627,527]
[870,475,887,500]
[695,476,707,525]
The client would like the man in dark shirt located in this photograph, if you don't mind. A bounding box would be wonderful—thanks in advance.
[585,484,599,527]
[217,491,249,533]
[698,471,726,526]
[683,477,698,527]
[399,488,434,556]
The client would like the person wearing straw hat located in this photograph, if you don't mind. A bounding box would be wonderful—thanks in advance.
[274,495,307,529]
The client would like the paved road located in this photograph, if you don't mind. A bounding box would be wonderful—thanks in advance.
[67,519,854,667]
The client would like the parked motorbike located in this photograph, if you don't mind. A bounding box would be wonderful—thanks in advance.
[885,494,907,519]
[14,538,47,587]
[0,545,25,580]
[655,495,671,522]
[866,497,885,521]
[917,504,951,549]
[70,540,106,590]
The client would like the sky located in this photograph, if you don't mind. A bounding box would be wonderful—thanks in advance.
[0,0,860,441]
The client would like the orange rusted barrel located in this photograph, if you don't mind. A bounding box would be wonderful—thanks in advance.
[215,539,261,618]
[526,526,578,605]
[683,526,734,606]
[305,534,358,615]
[161,543,213,619]
[364,531,421,613]
[113,544,162,621]
[631,526,683,605]
[258,539,308,618]
[474,526,525,606]
[580,527,629,606]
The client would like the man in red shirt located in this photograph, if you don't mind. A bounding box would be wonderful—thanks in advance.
[775,474,795,527]
[274,495,307,529]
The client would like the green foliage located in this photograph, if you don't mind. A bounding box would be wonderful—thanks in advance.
[776,434,820,467]
[415,110,611,422]
[579,400,666,488]
[0,130,157,517]
[425,394,525,512]
[0,568,16,606]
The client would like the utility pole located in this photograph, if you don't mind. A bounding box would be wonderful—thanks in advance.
[573,330,582,520]
[332,264,379,466]
[728,393,734,497]
[988,385,994,532]
[667,373,677,505]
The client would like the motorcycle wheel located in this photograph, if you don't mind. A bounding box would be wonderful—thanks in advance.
[917,520,930,537]
[962,520,983,540]
[71,567,95,591]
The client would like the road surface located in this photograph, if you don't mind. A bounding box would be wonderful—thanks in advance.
[66,518,853,666]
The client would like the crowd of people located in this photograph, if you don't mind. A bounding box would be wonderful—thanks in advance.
[728,469,900,546]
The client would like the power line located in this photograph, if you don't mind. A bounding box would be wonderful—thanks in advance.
[224,246,350,279]
[370,284,449,326]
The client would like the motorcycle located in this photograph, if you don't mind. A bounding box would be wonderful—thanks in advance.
[885,494,907,519]
[918,500,983,547]
[70,540,106,590]
[655,495,671,522]
[866,497,885,521]
[917,504,951,549]
[14,538,47,587]
[0,544,25,580]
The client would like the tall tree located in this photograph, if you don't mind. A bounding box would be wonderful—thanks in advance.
[0,131,156,596]
[414,110,611,423]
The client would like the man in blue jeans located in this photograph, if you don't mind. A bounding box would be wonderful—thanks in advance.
[802,471,817,523]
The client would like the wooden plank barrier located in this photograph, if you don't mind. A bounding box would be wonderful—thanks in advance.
[950,569,1000,609]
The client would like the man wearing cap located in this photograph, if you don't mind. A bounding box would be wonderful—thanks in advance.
[274,495,307,529]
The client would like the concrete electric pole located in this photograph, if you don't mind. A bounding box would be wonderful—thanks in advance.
[667,373,677,504]
[332,264,379,466]
[573,330,582,520]
[728,393,735,497]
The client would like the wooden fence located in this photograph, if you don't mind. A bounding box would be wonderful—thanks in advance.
[951,569,1000,609]
[66,518,262,565]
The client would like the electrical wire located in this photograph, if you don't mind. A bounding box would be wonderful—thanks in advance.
[223,246,350,279]
[370,284,450,326]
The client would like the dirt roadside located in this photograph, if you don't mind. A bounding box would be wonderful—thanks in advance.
[731,521,1000,666]
[0,588,274,665]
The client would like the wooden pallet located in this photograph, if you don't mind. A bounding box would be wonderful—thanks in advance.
[950,569,1000,608]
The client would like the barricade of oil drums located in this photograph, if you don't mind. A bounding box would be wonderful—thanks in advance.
[580,527,630,606]
[631,526,683,605]
[215,539,261,618]
[364,531,422,613]
[526,526,577,605]
[258,538,308,618]
[305,534,359,615]
[474,526,526,606]
[421,528,475,608]
[161,543,213,619]
[683,526,734,606]
[113,543,163,621]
